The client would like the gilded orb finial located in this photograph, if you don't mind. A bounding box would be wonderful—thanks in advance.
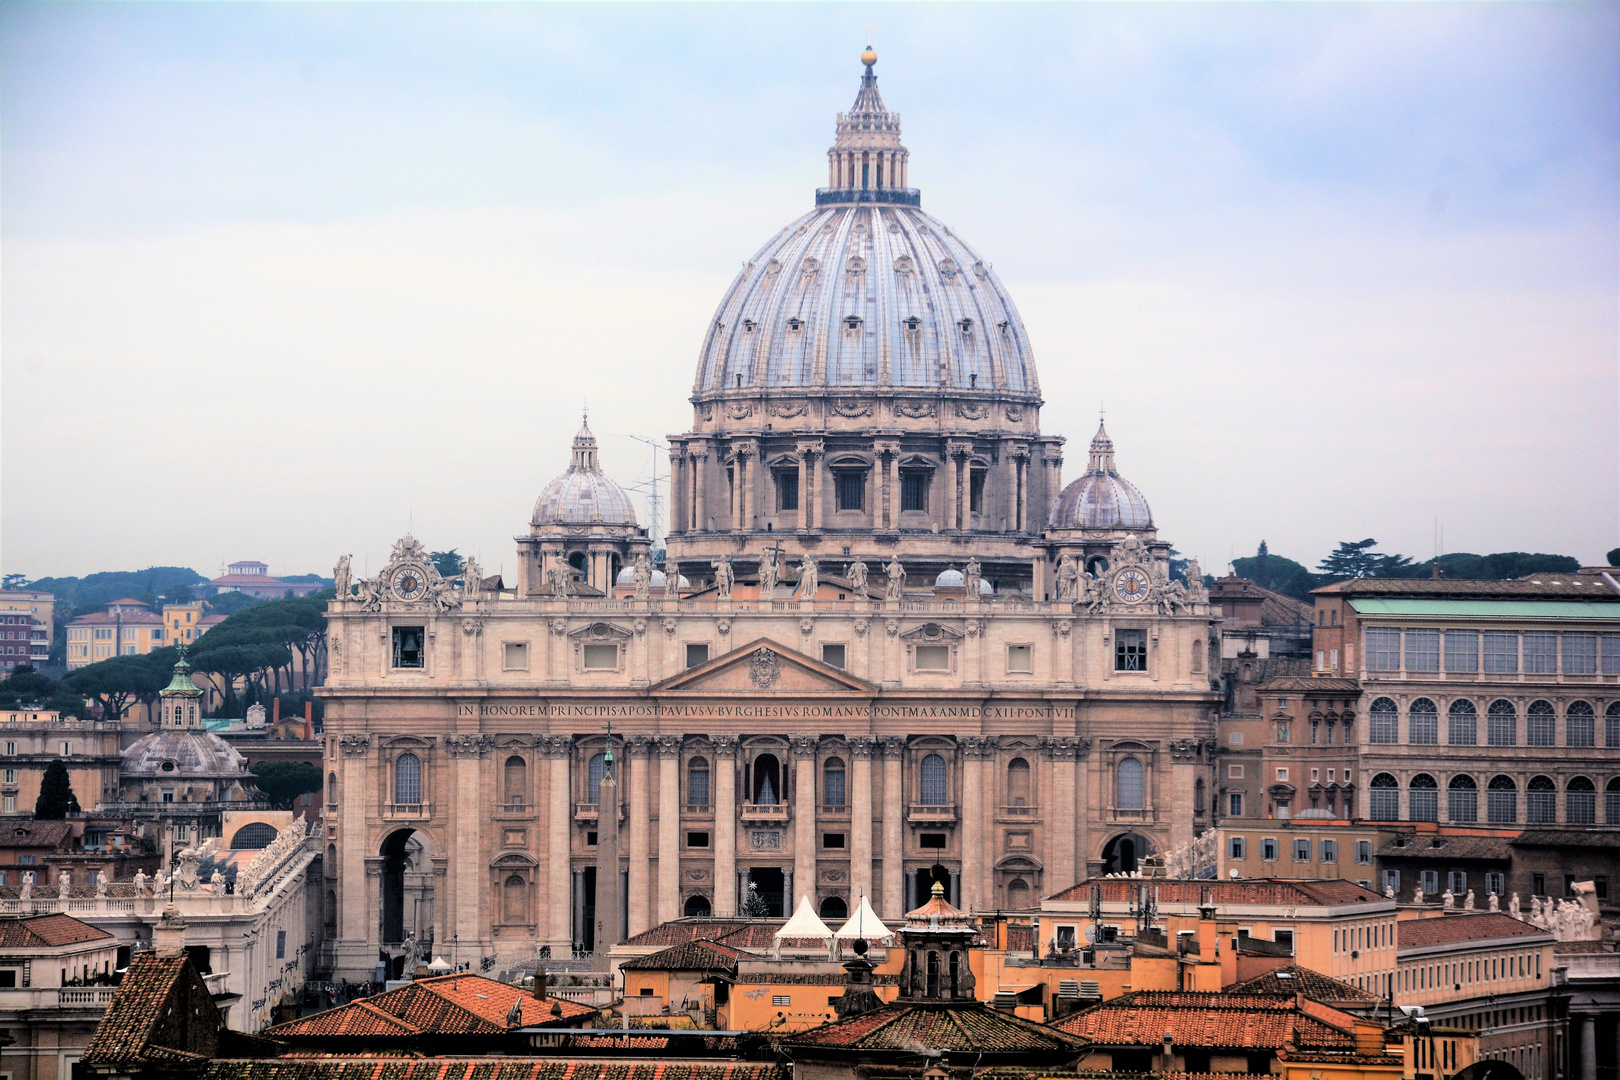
[861,44,877,68]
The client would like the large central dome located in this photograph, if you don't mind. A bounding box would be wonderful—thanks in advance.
[694,204,1036,395]
[693,53,1036,400]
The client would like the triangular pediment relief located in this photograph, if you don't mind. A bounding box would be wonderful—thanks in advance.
[652,638,875,696]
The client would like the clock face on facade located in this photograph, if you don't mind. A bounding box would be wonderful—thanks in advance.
[1113,568,1151,604]
[390,565,428,603]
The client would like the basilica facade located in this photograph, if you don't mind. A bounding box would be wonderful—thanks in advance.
[320,50,1222,979]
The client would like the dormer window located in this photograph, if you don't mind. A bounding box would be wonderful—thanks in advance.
[904,315,921,332]
[787,317,803,333]
[844,315,862,331]
[958,318,974,334]
[742,319,756,333]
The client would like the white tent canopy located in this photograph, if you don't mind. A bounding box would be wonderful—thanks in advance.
[834,894,894,941]
[774,895,833,940]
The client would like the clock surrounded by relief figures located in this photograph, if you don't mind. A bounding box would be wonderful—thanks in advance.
[1113,567,1151,604]
[389,564,430,603]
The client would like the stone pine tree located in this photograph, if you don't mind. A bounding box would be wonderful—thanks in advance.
[35,760,80,820]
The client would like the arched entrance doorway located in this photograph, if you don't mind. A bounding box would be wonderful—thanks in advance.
[380,829,434,959]
[744,867,785,917]
[1101,832,1151,875]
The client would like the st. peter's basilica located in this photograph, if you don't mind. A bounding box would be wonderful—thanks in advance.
[320,48,1221,979]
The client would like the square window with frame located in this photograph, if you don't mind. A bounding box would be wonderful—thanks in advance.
[823,832,845,849]
[1276,768,1288,781]
[582,643,619,670]
[919,832,947,849]
[686,831,709,848]
[1356,840,1372,864]
[1006,644,1032,673]
[503,642,530,671]
[1293,839,1311,862]
[1321,839,1338,862]
[1229,837,1246,860]
[821,643,846,670]
[392,626,425,669]
[1114,630,1147,672]
[685,643,710,669]
[1228,764,1245,779]
[914,645,950,672]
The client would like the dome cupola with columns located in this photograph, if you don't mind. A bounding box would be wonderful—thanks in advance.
[667,48,1066,593]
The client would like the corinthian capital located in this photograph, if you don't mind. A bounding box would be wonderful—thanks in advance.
[655,734,684,758]
[710,733,741,755]
[535,734,574,757]
[878,736,907,758]
[848,735,879,759]
[625,734,654,756]
[788,734,820,755]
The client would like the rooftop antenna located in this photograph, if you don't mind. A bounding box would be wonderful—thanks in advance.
[618,433,669,552]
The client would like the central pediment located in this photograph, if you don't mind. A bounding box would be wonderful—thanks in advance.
[652,638,875,696]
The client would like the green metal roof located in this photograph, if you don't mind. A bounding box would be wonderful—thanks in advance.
[1349,598,1620,621]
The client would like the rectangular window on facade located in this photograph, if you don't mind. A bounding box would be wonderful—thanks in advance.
[1115,630,1147,672]
[1522,632,1557,674]
[276,930,286,959]
[2,770,13,785]
[1405,629,1440,672]
[835,471,865,512]
[1483,631,1519,673]
[1293,839,1310,862]
[1262,838,1278,861]
[392,627,425,669]
[968,469,986,514]
[685,643,710,669]
[1357,840,1372,864]
[1006,644,1032,673]
[1366,629,1402,672]
[914,645,950,671]
[1487,872,1506,897]
[919,833,947,849]
[1603,634,1620,675]
[3,743,14,757]
[1321,840,1338,862]
[1419,869,1439,895]
[772,995,790,1007]
[1563,633,1598,675]
[1229,793,1243,816]
[686,831,709,848]
[1384,869,1401,894]
[823,833,845,849]
[503,642,529,671]
[776,471,799,511]
[1449,871,1467,895]
[582,644,619,670]
[1,796,12,814]
[1228,764,1245,779]
[1229,837,1246,860]
[821,644,845,669]
[900,471,929,512]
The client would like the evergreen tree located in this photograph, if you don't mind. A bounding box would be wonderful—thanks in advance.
[1318,539,1383,580]
[430,550,463,578]
[35,760,79,820]
[1609,548,1620,568]
[739,882,769,919]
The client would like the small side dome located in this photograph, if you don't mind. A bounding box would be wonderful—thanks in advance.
[935,568,965,587]
[1049,421,1153,530]
[532,416,638,528]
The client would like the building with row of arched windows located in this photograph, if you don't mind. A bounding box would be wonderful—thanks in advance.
[317,53,1222,980]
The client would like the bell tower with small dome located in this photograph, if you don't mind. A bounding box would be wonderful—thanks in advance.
[160,650,203,730]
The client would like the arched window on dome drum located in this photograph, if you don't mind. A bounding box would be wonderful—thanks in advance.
[1487,776,1517,824]
[1409,775,1439,822]
[1369,699,1398,744]
[587,753,606,805]
[1567,701,1595,747]
[1528,777,1558,824]
[1007,758,1031,807]
[823,758,846,808]
[919,754,948,805]
[1369,774,1399,821]
[1409,699,1439,745]
[1448,775,1478,823]
[1607,778,1620,825]
[1116,757,1145,812]
[1487,700,1517,747]
[687,757,710,808]
[230,822,278,849]
[504,756,527,806]
[1448,700,1477,745]
[1527,701,1556,747]
[1568,777,1597,825]
[394,754,422,807]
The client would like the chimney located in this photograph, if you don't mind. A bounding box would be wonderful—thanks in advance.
[1160,1032,1176,1072]
[533,961,547,1001]
[154,905,188,957]
[1197,895,1218,960]
[272,697,281,727]
[304,701,314,741]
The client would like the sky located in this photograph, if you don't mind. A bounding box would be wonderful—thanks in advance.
[3,2,1617,582]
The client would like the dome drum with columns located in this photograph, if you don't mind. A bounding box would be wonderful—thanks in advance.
[316,50,1220,983]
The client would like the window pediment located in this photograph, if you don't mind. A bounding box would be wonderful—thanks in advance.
[568,621,633,643]
[900,622,964,643]
[382,735,436,748]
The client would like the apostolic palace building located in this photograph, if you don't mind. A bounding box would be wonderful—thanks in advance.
[320,50,1223,979]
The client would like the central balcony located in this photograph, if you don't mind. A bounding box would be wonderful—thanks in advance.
[384,802,432,821]
[741,802,790,824]
[908,803,958,824]
[574,802,627,823]
[493,801,536,820]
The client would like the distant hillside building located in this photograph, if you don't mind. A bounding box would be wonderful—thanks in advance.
[206,561,322,600]
[0,589,54,673]
[66,602,225,671]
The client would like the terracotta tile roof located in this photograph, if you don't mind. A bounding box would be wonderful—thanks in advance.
[1227,966,1379,1003]
[1379,835,1514,861]
[619,938,746,971]
[1313,577,1617,599]
[733,971,901,986]
[0,913,114,949]
[1046,878,1385,907]
[620,918,785,951]
[71,610,163,625]
[1511,830,1620,850]
[1051,992,1354,1051]
[1555,941,1618,955]
[201,1062,787,1080]
[0,819,73,848]
[1398,913,1551,950]
[785,1001,1088,1054]
[1254,676,1362,694]
[266,975,597,1040]
[82,952,207,1065]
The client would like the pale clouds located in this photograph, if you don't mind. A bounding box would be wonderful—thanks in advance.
[3,3,1615,578]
